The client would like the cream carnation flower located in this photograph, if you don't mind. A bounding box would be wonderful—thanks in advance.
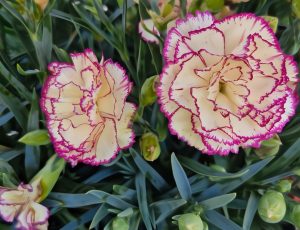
[0,180,49,230]
[41,49,136,166]
[158,12,298,155]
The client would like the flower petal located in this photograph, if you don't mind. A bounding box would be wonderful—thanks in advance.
[138,19,160,44]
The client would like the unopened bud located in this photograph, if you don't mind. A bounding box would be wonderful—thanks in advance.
[178,213,203,230]
[258,190,286,223]
[291,204,300,228]
[112,217,129,230]
[275,179,292,193]
[34,0,49,11]
[140,75,158,107]
[140,132,161,161]
[254,134,282,159]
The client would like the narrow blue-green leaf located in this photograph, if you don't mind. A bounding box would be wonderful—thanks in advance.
[0,148,23,161]
[88,190,135,210]
[0,83,27,130]
[0,112,14,126]
[25,90,40,179]
[83,166,119,184]
[171,153,192,201]
[0,61,31,100]
[199,193,236,210]
[61,207,97,230]
[260,138,300,177]
[130,148,170,192]
[19,129,50,146]
[113,185,137,202]
[89,204,109,229]
[258,171,294,185]
[243,192,259,230]
[205,210,242,230]
[48,193,100,208]
[179,156,248,178]
[135,173,153,230]
[198,157,274,200]
[150,198,186,224]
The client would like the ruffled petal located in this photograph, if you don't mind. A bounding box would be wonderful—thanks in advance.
[138,19,160,44]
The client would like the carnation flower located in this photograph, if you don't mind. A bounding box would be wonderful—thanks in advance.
[0,180,49,230]
[158,12,298,155]
[41,49,136,166]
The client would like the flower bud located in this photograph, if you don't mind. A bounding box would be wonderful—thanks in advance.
[258,190,286,223]
[140,75,158,107]
[291,204,300,228]
[275,179,292,193]
[292,0,300,18]
[178,213,203,230]
[34,0,49,11]
[261,16,279,33]
[139,132,161,161]
[254,134,282,159]
[112,217,129,230]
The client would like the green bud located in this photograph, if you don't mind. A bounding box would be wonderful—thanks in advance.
[112,217,129,230]
[261,16,279,33]
[291,204,300,228]
[258,190,286,223]
[205,0,224,12]
[293,168,300,176]
[139,132,161,161]
[202,221,209,230]
[275,179,292,193]
[254,134,282,159]
[292,0,300,18]
[178,213,203,230]
[140,75,158,107]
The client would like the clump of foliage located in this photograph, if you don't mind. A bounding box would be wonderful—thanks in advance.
[0,0,300,229]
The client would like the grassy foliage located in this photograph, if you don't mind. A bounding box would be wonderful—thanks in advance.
[0,0,300,229]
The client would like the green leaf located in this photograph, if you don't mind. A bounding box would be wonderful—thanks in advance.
[18,129,50,146]
[89,204,109,229]
[280,19,300,55]
[31,154,65,202]
[25,90,40,179]
[198,157,274,200]
[130,148,170,192]
[48,193,101,208]
[259,138,300,177]
[88,190,135,210]
[199,193,236,210]
[0,83,28,130]
[205,210,242,230]
[179,156,248,179]
[135,173,153,230]
[16,64,41,76]
[243,192,259,230]
[150,198,187,224]
[171,153,192,201]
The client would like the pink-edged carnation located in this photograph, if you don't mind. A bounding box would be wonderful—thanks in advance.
[41,49,136,166]
[158,12,298,155]
[0,180,49,230]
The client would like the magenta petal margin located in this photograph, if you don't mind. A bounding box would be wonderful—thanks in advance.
[158,11,299,155]
[40,49,136,166]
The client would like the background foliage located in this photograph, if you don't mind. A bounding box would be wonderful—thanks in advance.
[0,0,300,229]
